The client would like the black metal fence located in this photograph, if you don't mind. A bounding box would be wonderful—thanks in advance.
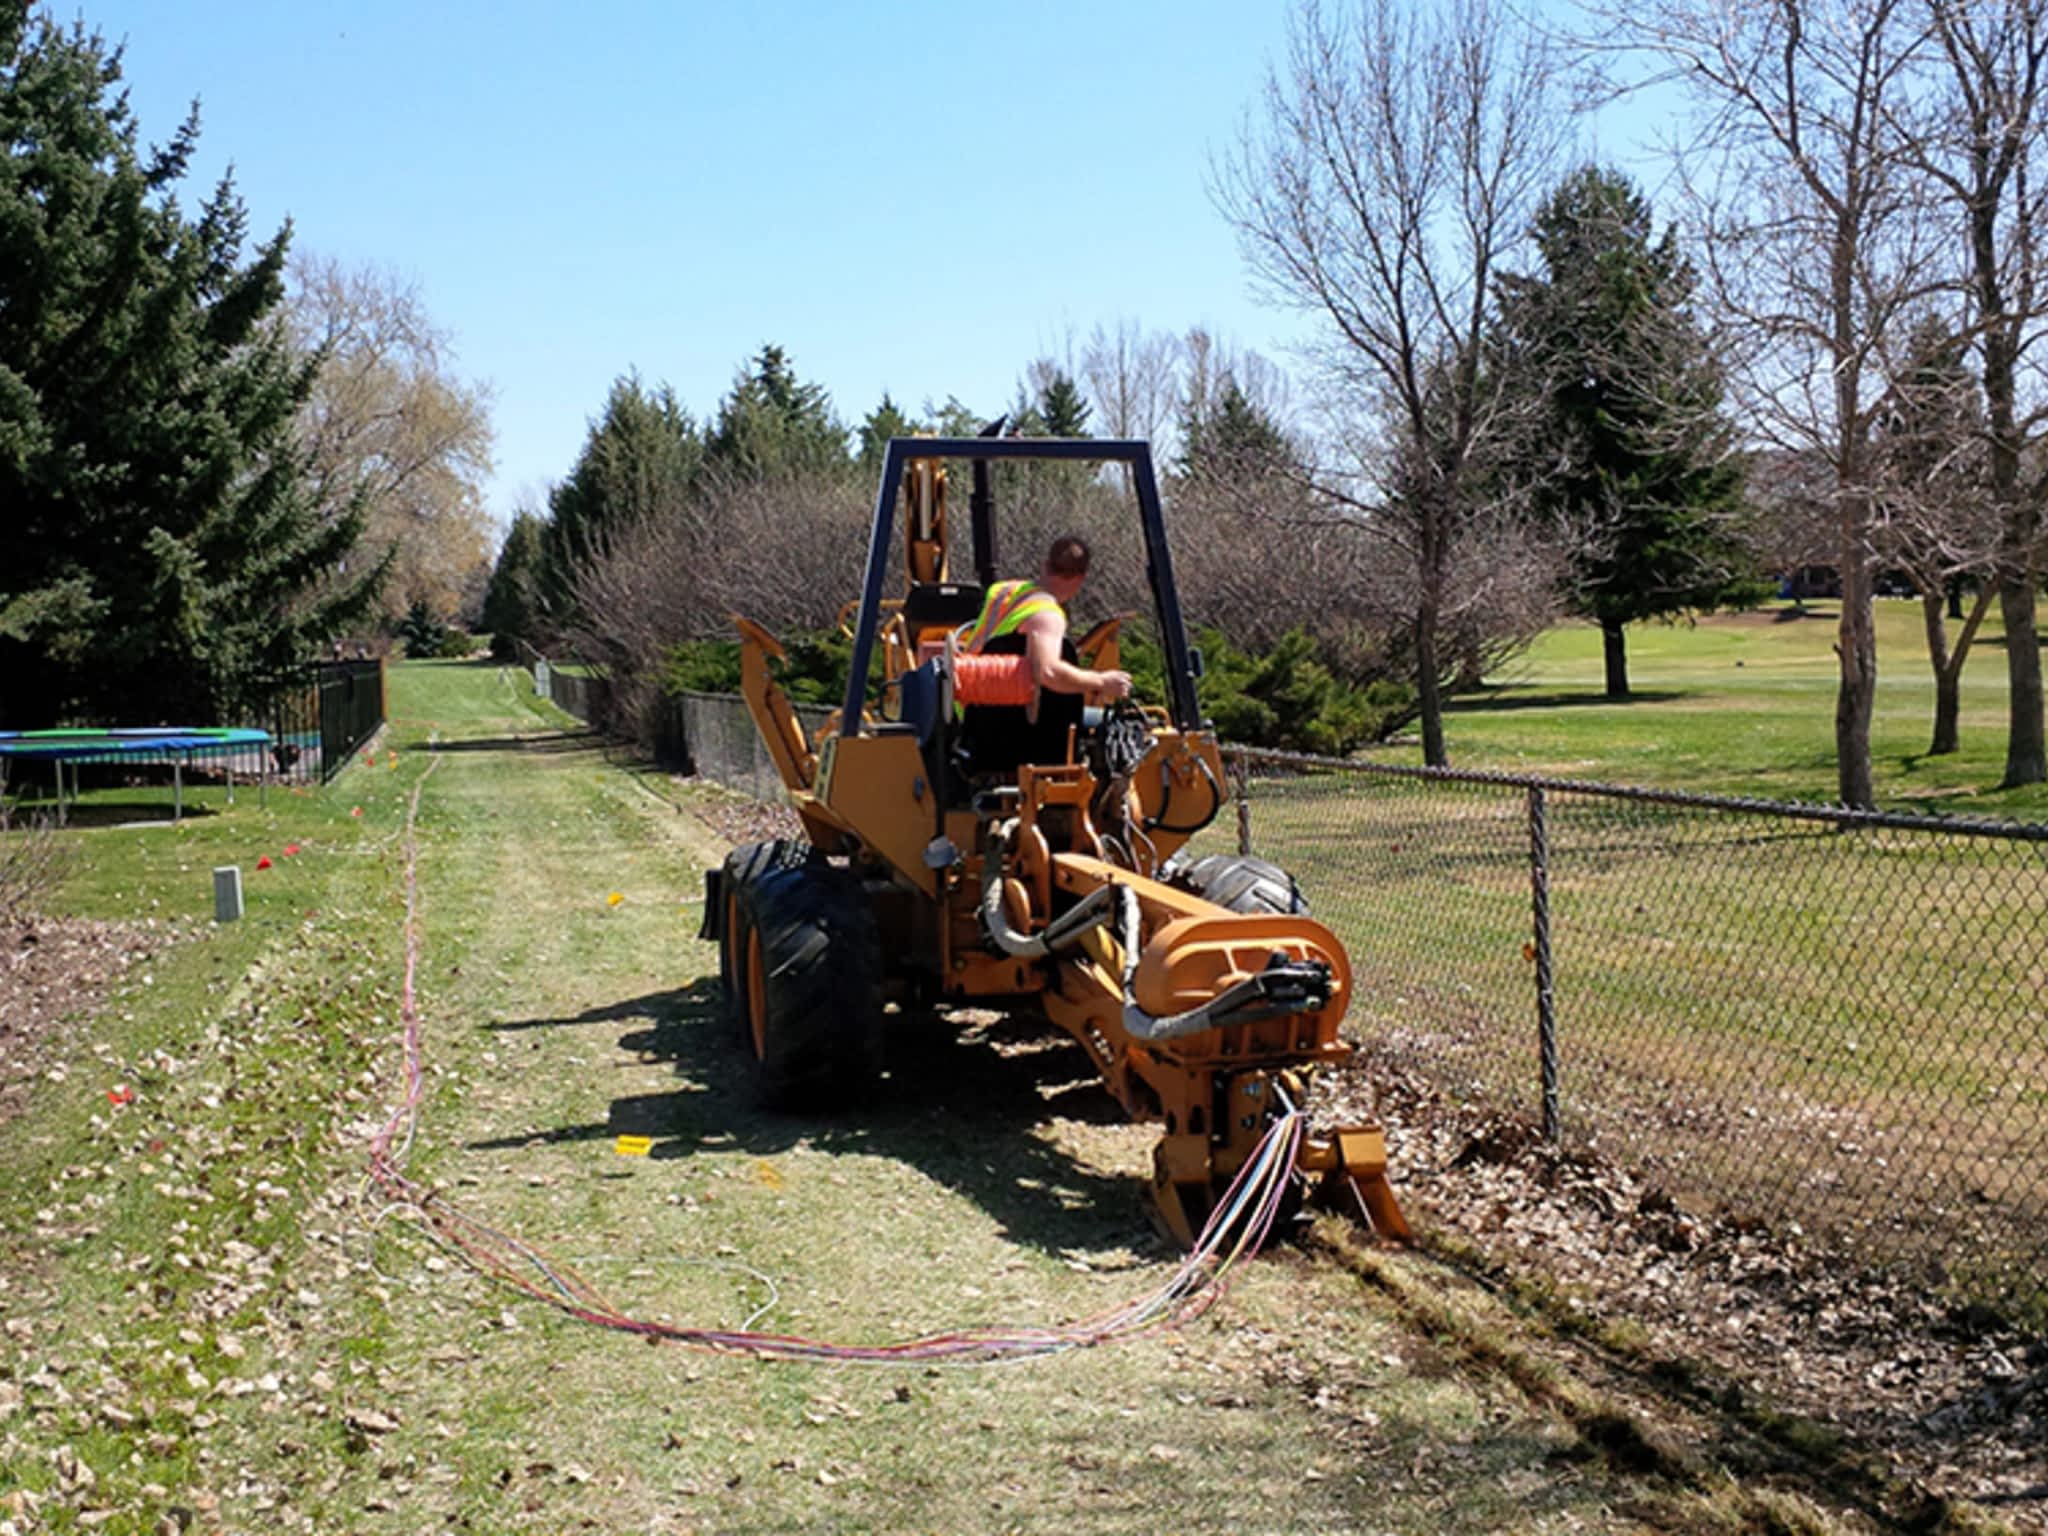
[1210,746,2048,1316]
[247,659,386,785]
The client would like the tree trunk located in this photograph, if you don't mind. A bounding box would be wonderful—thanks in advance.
[1835,514,1877,811]
[1827,194,1875,812]
[1415,611,1447,767]
[1416,514,1449,768]
[1947,577,1965,621]
[1601,618,1629,699]
[2001,576,2045,786]
[1922,590,1959,756]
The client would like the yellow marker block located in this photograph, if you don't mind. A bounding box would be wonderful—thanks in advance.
[607,891,625,907]
[755,1160,785,1189]
[614,1135,653,1157]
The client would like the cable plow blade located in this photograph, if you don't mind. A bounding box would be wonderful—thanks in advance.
[1298,1123,1411,1241]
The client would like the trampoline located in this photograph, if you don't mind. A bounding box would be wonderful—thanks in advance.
[0,727,273,823]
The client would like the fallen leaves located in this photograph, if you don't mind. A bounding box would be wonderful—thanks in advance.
[1324,1050,2048,1511]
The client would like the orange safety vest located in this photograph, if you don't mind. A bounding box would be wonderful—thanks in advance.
[960,580,1062,653]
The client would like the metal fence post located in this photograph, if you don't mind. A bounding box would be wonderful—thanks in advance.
[1529,784,1560,1144]
[1232,751,1252,857]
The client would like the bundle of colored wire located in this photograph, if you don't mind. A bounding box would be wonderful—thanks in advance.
[365,753,1305,1363]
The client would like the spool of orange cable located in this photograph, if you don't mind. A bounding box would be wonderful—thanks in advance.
[953,653,1037,706]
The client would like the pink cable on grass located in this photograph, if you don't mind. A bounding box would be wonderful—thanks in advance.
[365,754,1305,1362]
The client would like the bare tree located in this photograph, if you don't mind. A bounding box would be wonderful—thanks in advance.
[1919,0,2048,785]
[1178,327,1296,448]
[288,254,497,623]
[1214,0,1570,764]
[1870,317,2001,753]
[566,466,873,746]
[1080,319,1182,449]
[568,460,1163,753]
[1747,448,1844,595]
[1593,0,1943,808]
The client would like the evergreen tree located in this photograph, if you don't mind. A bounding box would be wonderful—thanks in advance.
[395,597,447,657]
[1497,166,1757,698]
[856,392,916,475]
[706,344,848,479]
[1179,381,1296,479]
[540,374,701,625]
[925,396,989,439]
[0,13,382,727]
[481,509,545,659]
[1038,370,1092,437]
[1004,387,1048,438]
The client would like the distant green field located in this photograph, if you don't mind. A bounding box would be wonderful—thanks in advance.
[1431,598,2048,822]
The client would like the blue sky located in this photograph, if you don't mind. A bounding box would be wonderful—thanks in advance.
[63,2,1668,529]
[68,0,1325,523]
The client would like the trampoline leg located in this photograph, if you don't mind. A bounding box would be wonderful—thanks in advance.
[174,758,183,821]
[226,750,235,807]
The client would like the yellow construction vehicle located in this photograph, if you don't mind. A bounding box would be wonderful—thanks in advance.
[700,436,1405,1247]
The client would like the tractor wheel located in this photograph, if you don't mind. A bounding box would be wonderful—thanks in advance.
[1170,853,1310,916]
[718,840,817,1039]
[731,862,884,1110]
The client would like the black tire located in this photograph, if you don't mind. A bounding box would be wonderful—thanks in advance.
[731,862,884,1110]
[718,840,818,1038]
[1170,853,1310,916]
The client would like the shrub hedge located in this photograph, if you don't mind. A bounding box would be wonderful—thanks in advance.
[662,619,1412,755]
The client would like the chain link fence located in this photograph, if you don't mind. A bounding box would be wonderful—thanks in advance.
[1207,747,2048,1315]
[522,664,830,804]
[530,681,2048,1313]
[527,653,614,728]
[649,691,832,803]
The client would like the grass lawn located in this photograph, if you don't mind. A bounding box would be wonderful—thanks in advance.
[1434,599,2048,821]
[3,660,1873,1535]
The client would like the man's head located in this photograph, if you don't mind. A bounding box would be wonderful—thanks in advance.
[1040,534,1091,602]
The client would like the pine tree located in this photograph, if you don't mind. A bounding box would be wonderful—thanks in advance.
[0,13,383,727]
[706,344,848,479]
[1179,381,1295,479]
[540,375,701,626]
[1038,371,1092,437]
[1497,167,1758,698]
[856,392,916,475]
[482,510,546,658]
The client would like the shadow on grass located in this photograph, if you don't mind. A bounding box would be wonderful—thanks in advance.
[4,799,228,829]
[475,979,1151,1257]
[1446,688,1686,715]
[425,731,603,756]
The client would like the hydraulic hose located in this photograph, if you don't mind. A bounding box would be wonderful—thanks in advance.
[1146,750,1224,836]
[977,827,1118,958]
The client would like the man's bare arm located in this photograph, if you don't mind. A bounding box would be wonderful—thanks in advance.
[1024,617,1132,701]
